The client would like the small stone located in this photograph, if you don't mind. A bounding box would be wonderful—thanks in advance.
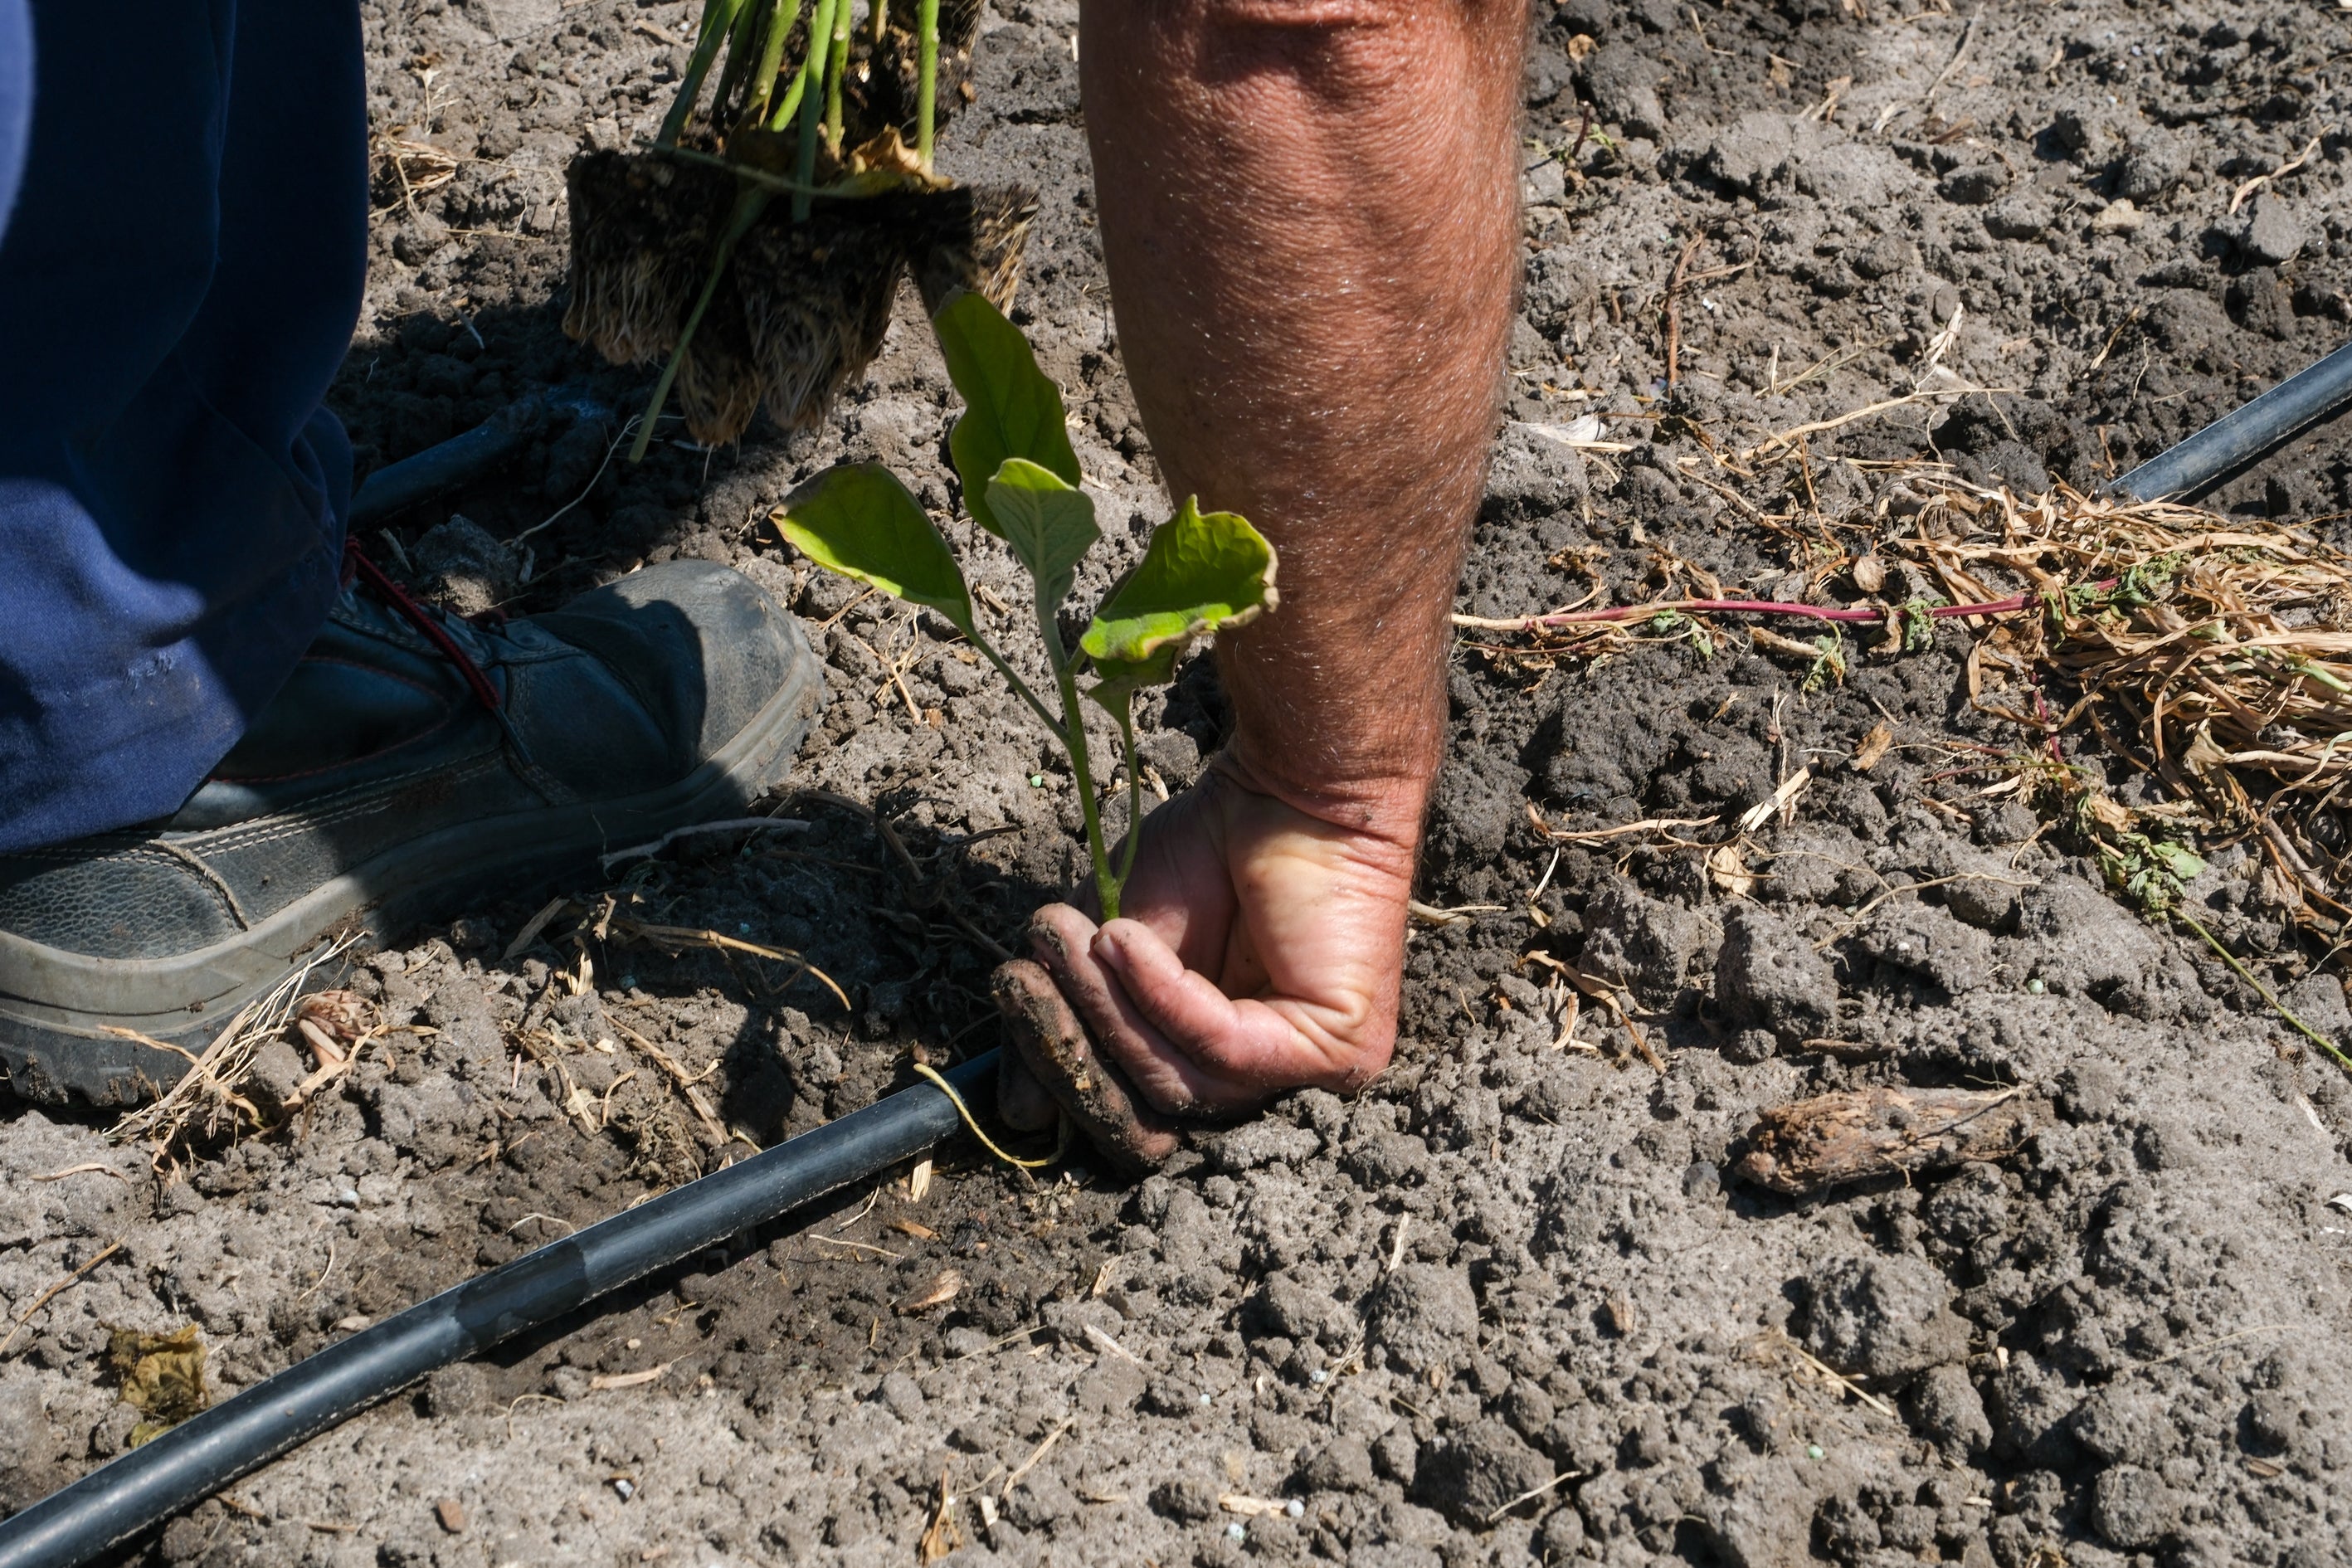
[241,1038,309,1119]
[1908,1364,1993,1459]
[410,514,520,618]
[435,1498,466,1533]
[2091,199,2145,235]
[1225,1522,1247,1541]
[1414,1419,1553,1526]
[611,1478,635,1502]
[2244,195,2309,266]
[2090,1464,2179,1551]
[1365,1264,1478,1376]
[2117,128,2189,202]
[1295,1436,1376,1494]
[1800,1254,1970,1378]
[1939,164,2009,205]
[1716,906,1838,1044]
[1150,1477,1220,1524]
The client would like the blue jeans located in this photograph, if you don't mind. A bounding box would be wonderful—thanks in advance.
[0,0,366,851]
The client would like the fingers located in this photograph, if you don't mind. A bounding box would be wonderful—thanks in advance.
[1093,916,1381,1099]
[1027,904,1230,1114]
[989,957,1181,1173]
[1029,904,1372,1115]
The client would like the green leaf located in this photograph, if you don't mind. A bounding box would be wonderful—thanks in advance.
[2150,841,2207,883]
[1081,496,1277,701]
[933,291,1081,538]
[775,463,975,636]
[984,459,1099,610]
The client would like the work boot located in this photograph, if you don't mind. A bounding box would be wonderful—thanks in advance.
[0,553,825,1105]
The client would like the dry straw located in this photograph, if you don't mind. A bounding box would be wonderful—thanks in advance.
[1466,462,2352,942]
[108,938,356,1162]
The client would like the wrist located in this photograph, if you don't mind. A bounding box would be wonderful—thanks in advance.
[1211,731,1435,854]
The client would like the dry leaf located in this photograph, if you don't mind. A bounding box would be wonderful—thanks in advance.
[1736,768,1813,834]
[105,1324,208,1446]
[1220,1495,1291,1518]
[1735,1085,2034,1195]
[897,1268,965,1314]
[1853,722,1894,772]
[918,1478,962,1563]
[1851,554,1887,593]
[587,1362,671,1391]
[908,1156,933,1202]
[1707,844,1755,898]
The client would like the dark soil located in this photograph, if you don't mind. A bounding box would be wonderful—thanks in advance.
[7,1,2352,1566]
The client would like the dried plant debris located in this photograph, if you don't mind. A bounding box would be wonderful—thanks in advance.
[104,1324,208,1448]
[107,940,357,1161]
[1469,475,2352,937]
[1734,1083,2037,1195]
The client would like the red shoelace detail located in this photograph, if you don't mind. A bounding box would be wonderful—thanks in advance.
[343,538,504,713]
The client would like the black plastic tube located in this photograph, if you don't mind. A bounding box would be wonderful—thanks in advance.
[2111,337,2352,501]
[0,1049,999,1568]
[347,386,606,529]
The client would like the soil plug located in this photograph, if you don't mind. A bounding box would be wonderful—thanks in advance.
[778,292,1278,921]
[564,0,1027,448]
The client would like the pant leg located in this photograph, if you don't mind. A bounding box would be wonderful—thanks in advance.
[0,0,27,234]
[0,0,367,854]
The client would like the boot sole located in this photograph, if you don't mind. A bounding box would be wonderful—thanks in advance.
[0,625,824,1107]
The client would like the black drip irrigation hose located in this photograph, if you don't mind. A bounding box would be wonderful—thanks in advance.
[347,385,606,530]
[2110,336,2352,502]
[0,1049,1001,1568]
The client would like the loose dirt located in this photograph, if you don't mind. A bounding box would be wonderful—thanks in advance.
[7,1,2352,1565]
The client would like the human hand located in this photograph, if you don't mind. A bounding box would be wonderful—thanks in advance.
[992,751,1421,1171]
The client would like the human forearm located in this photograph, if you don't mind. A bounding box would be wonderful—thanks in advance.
[1080,0,1527,833]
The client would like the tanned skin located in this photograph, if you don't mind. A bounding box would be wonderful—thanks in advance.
[996,0,1530,1161]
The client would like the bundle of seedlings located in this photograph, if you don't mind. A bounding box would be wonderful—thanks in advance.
[563,0,1035,455]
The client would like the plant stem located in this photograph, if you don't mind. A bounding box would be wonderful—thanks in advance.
[1031,599,1117,918]
[792,0,840,221]
[1112,697,1143,896]
[659,0,747,147]
[767,40,816,130]
[824,0,851,149]
[2175,908,2352,1074]
[710,0,771,130]
[629,185,770,463]
[1055,666,1117,920]
[742,0,803,129]
[915,0,938,169]
[870,0,889,45]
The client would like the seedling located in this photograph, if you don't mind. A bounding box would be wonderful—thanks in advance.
[778,294,1278,919]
